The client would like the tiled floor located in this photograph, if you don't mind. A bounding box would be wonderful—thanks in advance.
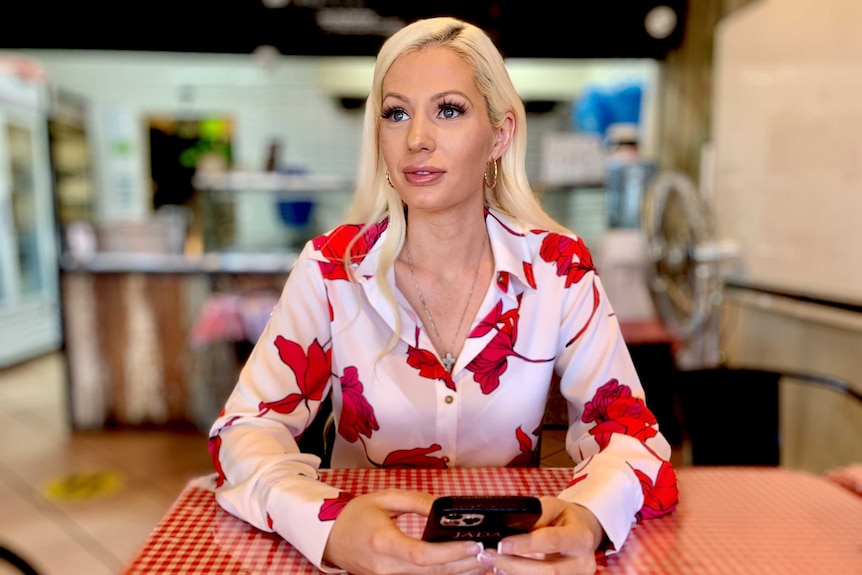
[0,352,213,575]
[0,351,573,575]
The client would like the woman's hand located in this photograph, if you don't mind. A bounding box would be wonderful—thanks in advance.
[478,496,604,575]
[323,488,488,575]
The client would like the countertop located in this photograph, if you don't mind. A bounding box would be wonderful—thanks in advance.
[59,251,299,274]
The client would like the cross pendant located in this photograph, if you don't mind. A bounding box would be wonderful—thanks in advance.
[441,353,456,373]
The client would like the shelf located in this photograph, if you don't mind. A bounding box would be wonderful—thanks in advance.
[192,171,352,194]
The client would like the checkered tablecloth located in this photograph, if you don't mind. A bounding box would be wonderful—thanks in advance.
[122,467,862,575]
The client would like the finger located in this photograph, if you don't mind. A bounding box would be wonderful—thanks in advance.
[332,520,481,574]
[500,524,595,557]
[500,498,597,557]
[531,496,568,529]
[391,536,484,567]
[362,544,489,575]
[493,551,597,575]
[367,488,437,516]
[426,554,494,575]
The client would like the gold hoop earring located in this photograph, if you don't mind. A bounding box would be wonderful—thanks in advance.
[484,159,498,190]
[385,170,395,189]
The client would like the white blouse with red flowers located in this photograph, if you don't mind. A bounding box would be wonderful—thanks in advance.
[209,208,678,571]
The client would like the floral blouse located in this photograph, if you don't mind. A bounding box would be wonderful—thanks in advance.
[209,208,678,571]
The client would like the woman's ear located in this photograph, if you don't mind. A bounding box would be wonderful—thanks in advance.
[490,112,515,160]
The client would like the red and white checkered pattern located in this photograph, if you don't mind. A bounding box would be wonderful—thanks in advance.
[122,467,862,575]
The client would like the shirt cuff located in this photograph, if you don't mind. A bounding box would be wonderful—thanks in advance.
[266,475,348,572]
[557,465,640,553]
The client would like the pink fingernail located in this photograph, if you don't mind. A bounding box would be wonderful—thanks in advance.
[477,550,496,565]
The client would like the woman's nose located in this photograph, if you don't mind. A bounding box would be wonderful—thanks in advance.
[407,116,434,152]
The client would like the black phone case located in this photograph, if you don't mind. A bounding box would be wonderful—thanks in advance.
[421,495,542,547]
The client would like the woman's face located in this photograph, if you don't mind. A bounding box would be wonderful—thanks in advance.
[379,46,511,213]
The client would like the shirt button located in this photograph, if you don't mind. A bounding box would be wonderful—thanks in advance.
[444,395,454,404]
[497,273,505,283]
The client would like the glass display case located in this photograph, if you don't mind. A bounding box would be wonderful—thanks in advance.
[0,60,61,367]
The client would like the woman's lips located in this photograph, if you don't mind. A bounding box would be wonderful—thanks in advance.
[403,168,444,185]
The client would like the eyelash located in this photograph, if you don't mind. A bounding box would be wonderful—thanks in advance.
[380,100,468,121]
[439,100,467,117]
[380,106,405,120]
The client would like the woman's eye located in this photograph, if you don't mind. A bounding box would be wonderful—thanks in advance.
[382,107,408,122]
[439,104,465,119]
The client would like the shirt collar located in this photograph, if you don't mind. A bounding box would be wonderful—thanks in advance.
[484,208,537,298]
[314,207,539,295]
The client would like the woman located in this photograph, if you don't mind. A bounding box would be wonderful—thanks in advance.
[209,16,678,575]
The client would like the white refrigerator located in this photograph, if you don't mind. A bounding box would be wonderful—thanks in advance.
[0,63,61,368]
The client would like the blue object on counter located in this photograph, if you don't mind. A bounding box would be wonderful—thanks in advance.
[572,82,644,138]
[277,200,315,227]
[573,88,613,136]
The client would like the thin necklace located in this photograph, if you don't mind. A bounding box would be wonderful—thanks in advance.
[405,231,486,373]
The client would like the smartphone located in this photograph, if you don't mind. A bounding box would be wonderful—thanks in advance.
[421,495,542,547]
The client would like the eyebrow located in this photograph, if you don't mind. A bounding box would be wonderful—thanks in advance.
[382,90,471,103]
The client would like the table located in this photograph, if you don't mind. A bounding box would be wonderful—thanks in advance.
[122,467,862,574]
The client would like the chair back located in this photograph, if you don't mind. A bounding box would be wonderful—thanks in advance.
[673,366,860,467]
[0,545,41,575]
[297,394,335,468]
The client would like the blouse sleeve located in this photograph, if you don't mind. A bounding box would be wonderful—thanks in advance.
[208,244,347,572]
[553,269,679,553]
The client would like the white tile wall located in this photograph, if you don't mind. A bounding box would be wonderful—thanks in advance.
[13,49,657,251]
[711,0,862,304]
[713,0,862,472]
[18,50,368,246]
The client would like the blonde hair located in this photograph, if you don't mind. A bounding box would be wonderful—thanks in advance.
[341,17,569,347]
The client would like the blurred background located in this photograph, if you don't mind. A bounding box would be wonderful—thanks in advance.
[0,0,860,573]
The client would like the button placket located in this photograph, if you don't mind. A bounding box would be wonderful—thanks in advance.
[437,382,460,467]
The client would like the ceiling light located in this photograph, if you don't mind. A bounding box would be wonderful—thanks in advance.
[261,0,290,8]
[644,5,678,40]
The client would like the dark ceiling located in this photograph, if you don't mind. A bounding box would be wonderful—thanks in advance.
[4,1,687,59]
